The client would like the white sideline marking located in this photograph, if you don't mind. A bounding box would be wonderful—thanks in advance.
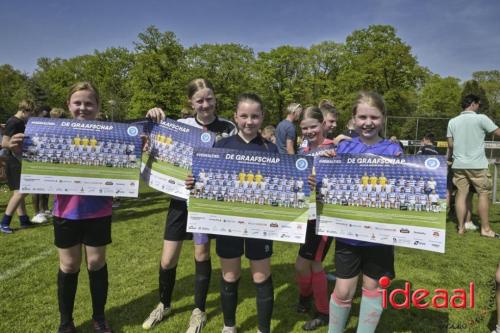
[0,248,54,282]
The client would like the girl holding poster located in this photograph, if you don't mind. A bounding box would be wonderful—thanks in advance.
[295,106,334,331]
[187,93,278,333]
[43,82,112,333]
[328,92,402,333]
[144,79,236,333]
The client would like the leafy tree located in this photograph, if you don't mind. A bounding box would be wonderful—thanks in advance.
[397,75,461,140]
[308,41,345,102]
[253,46,312,125]
[0,65,31,122]
[185,43,255,119]
[84,47,134,121]
[32,56,92,109]
[128,26,186,119]
[334,25,425,120]
[32,48,134,120]
[473,70,500,120]
[460,80,492,118]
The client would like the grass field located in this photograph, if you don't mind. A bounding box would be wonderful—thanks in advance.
[142,152,189,180]
[0,183,499,333]
[189,197,309,222]
[22,161,139,180]
[320,203,446,229]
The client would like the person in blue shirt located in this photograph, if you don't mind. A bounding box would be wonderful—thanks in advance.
[329,92,402,333]
[275,103,303,154]
[187,93,277,333]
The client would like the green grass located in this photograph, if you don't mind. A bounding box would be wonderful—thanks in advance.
[142,152,189,180]
[189,197,310,222]
[320,203,446,229]
[0,183,498,332]
[22,161,140,180]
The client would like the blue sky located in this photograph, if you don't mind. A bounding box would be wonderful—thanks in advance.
[1,0,499,81]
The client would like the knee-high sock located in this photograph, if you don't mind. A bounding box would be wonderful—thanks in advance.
[220,278,239,327]
[255,276,274,333]
[159,265,176,307]
[57,269,79,326]
[328,291,352,333]
[194,259,211,311]
[1,214,12,226]
[356,288,382,333]
[296,273,313,297]
[312,271,329,315]
[88,264,108,321]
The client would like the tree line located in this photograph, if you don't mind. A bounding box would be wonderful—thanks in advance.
[1,24,499,140]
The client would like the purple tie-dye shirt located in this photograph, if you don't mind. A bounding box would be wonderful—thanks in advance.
[53,195,112,220]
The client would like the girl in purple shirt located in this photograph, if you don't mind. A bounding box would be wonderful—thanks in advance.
[54,82,113,333]
[329,92,402,333]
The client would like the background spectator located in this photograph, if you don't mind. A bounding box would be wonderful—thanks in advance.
[447,94,500,237]
[261,125,276,144]
[1,99,36,233]
[275,103,303,154]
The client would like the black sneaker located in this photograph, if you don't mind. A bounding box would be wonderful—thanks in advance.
[57,322,77,333]
[302,313,329,331]
[20,220,36,228]
[92,319,113,333]
[297,295,312,313]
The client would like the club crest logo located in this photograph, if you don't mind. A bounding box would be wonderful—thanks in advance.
[200,132,212,143]
[424,158,440,170]
[127,126,139,137]
[295,158,308,171]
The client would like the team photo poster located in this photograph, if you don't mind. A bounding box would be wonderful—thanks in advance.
[315,154,447,253]
[188,148,313,243]
[20,117,142,197]
[140,118,215,200]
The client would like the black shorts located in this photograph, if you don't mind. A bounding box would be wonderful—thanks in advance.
[164,199,212,244]
[53,216,112,249]
[216,235,273,260]
[298,220,333,262]
[6,155,21,191]
[334,240,395,280]
[164,199,190,241]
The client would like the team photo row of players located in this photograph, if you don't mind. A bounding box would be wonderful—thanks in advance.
[192,168,308,208]
[23,133,138,168]
[148,132,194,169]
[319,173,442,212]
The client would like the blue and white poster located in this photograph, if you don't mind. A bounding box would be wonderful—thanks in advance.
[188,148,313,243]
[315,154,447,252]
[141,118,215,200]
[20,117,142,197]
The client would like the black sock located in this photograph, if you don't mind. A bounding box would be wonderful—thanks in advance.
[1,214,12,226]
[255,275,274,333]
[159,265,176,307]
[57,269,79,326]
[88,264,108,322]
[220,277,239,327]
[194,259,211,311]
